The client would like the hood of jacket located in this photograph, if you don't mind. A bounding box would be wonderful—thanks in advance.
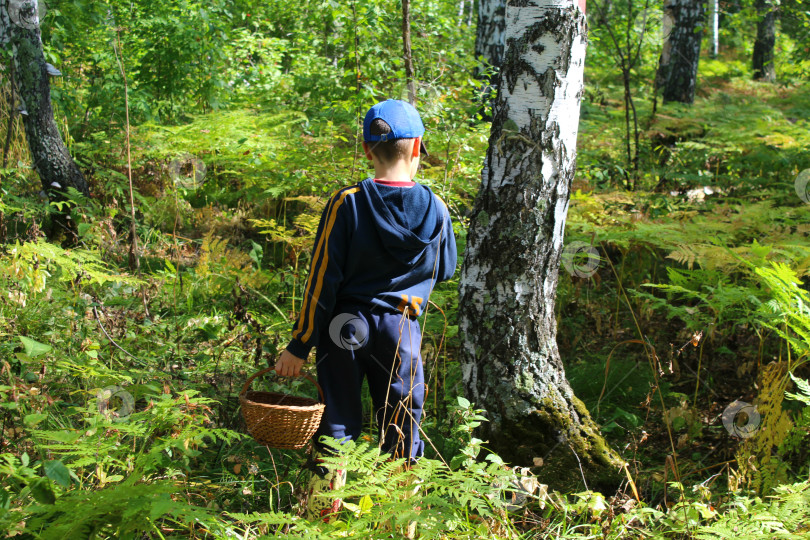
[359,178,445,265]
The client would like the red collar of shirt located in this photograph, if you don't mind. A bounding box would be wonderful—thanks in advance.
[373,178,416,187]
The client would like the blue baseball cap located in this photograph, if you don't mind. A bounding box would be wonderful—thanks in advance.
[363,99,428,156]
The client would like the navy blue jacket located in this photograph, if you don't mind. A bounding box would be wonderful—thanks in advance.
[287,178,457,358]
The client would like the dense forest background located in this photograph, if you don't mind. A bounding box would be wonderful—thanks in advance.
[1,0,810,537]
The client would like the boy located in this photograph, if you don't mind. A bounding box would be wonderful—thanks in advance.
[274,99,457,520]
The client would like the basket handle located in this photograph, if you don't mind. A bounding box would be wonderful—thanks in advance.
[239,366,325,403]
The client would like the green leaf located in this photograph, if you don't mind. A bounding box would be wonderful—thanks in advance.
[586,492,608,516]
[38,430,82,444]
[149,494,175,520]
[786,373,810,405]
[29,478,56,504]
[23,413,48,428]
[19,337,52,359]
[249,240,263,270]
[342,501,361,515]
[456,396,470,409]
[44,461,71,487]
[485,453,504,465]
[358,494,373,513]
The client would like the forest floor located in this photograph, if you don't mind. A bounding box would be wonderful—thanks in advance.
[2,51,810,537]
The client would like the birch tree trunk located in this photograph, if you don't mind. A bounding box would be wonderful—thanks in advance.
[459,0,623,491]
[475,0,507,117]
[458,0,474,26]
[656,0,706,104]
[710,0,719,58]
[1,1,89,206]
[475,0,507,68]
[752,0,776,82]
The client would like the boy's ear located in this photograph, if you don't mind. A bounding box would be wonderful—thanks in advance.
[362,141,373,161]
[412,137,421,158]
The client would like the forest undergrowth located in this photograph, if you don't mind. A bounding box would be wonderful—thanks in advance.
[2,1,810,537]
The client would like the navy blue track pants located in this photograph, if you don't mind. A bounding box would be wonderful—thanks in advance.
[314,305,425,460]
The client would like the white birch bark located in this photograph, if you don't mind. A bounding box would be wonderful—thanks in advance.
[459,0,622,489]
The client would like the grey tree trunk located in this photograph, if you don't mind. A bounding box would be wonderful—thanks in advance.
[475,0,506,114]
[752,0,776,82]
[710,0,719,57]
[1,2,89,204]
[402,0,417,105]
[458,0,623,491]
[475,0,506,69]
[657,0,706,104]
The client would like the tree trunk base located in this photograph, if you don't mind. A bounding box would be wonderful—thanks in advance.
[482,393,624,493]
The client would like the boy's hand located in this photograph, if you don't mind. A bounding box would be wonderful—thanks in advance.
[275,350,305,377]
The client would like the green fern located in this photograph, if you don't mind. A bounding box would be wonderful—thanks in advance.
[695,480,810,539]
[224,437,521,538]
[4,239,143,289]
[752,262,810,369]
[786,373,810,406]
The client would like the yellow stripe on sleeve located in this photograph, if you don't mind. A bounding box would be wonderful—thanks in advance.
[292,192,340,339]
[297,187,360,343]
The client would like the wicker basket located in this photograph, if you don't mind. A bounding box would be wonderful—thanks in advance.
[239,367,325,449]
